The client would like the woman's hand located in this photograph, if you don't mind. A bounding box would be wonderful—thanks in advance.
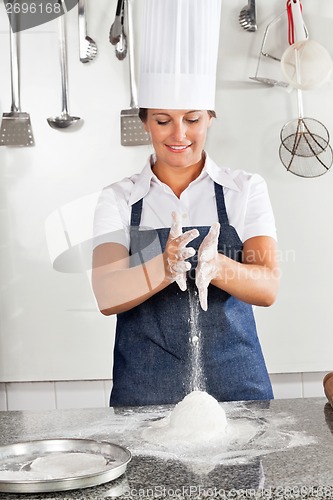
[165,211,199,291]
[211,236,280,307]
[195,222,221,311]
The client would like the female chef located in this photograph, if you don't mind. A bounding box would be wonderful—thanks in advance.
[92,0,280,406]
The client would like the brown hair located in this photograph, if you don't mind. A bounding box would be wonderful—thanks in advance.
[138,108,216,122]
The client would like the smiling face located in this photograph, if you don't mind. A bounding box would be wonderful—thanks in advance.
[143,109,213,171]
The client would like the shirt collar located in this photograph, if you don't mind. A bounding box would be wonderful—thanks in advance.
[129,152,240,205]
[129,155,156,205]
[203,154,240,191]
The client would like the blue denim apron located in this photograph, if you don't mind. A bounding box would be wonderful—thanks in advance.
[110,183,273,406]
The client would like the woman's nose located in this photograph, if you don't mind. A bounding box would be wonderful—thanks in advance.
[172,121,187,141]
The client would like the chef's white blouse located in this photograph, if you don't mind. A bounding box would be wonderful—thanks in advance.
[93,154,277,250]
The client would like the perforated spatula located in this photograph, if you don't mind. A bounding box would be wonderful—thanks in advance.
[0,19,34,147]
[120,0,150,146]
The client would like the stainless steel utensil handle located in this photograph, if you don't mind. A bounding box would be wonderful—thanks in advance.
[261,11,286,61]
[291,0,307,123]
[58,0,70,115]
[248,0,256,23]
[78,0,87,58]
[9,22,20,112]
[295,50,304,120]
[110,0,124,44]
[115,0,127,60]
[126,0,138,108]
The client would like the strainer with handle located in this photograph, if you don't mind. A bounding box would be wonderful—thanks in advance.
[279,0,332,177]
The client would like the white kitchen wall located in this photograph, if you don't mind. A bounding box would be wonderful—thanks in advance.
[1,0,333,384]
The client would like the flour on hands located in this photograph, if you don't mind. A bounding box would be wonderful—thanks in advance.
[167,211,198,291]
[195,222,221,310]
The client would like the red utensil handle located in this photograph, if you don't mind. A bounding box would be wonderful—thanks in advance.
[286,0,304,45]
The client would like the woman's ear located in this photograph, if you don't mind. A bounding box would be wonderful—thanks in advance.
[143,122,150,133]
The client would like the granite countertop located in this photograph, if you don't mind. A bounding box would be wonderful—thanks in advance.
[0,398,333,499]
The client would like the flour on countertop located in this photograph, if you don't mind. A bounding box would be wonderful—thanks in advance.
[2,402,316,478]
[142,391,228,445]
[121,401,315,475]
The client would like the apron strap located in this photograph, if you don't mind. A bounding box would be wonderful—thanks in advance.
[129,199,143,257]
[214,183,229,224]
[130,199,143,227]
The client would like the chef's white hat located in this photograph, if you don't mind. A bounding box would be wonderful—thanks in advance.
[138,0,222,110]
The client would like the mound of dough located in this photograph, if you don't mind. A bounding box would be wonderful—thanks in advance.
[143,390,228,444]
[30,452,107,478]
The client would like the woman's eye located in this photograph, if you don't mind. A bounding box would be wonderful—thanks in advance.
[156,120,169,125]
[187,118,200,124]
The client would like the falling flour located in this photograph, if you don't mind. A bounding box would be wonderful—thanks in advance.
[188,288,205,393]
[142,390,228,445]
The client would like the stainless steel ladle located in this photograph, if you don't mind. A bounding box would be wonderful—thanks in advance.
[47,0,80,129]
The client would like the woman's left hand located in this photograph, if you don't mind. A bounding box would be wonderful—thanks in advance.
[195,222,220,311]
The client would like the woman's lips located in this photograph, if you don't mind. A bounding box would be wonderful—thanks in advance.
[165,144,191,153]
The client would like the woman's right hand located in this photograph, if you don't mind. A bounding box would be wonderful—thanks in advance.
[164,212,199,291]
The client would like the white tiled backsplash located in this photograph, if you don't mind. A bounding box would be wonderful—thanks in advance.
[0,373,328,411]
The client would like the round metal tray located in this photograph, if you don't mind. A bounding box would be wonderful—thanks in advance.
[0,438,131,493]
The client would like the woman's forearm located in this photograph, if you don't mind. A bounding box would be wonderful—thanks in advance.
[211,252,280,307]
[92,254,171,315]
[92,228,200,316]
